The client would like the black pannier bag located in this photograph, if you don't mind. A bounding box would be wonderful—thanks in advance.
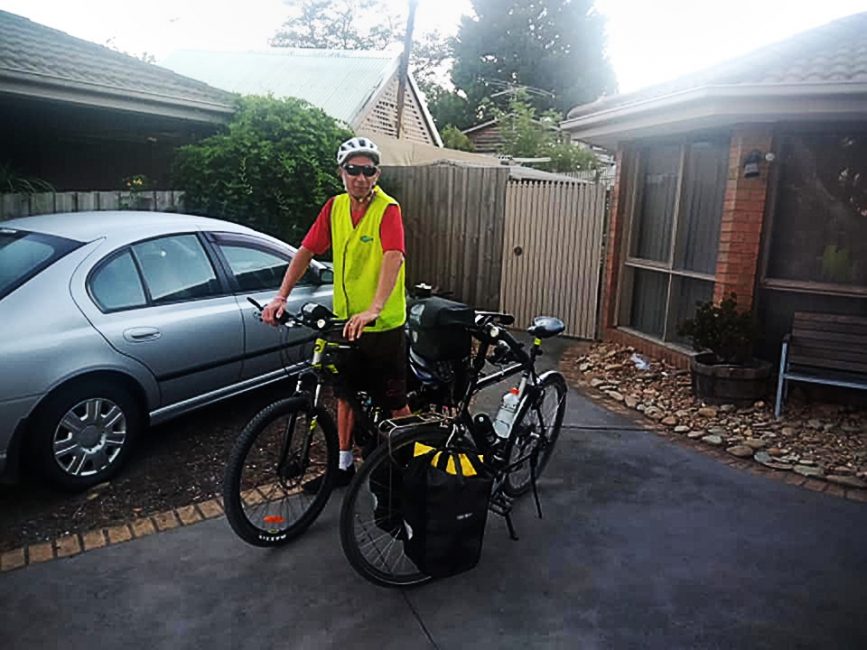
[407,296,475,361]
[401,442,493,578]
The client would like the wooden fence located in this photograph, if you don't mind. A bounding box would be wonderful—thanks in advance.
[382,164,511,311]
[383,163,607,337]
[0,190,185,220]
[500,180,607,339]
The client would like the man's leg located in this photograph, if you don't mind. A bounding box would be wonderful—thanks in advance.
[337,398,355,470]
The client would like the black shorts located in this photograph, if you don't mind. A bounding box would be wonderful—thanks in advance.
[335,327,408,411]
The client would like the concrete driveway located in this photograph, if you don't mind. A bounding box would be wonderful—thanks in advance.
[2,371,866,648]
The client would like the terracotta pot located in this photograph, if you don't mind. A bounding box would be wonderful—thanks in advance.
[690,352,772,406]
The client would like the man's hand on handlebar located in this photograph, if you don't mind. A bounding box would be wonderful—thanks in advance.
[343,308,379,341]
[262,296,287,326]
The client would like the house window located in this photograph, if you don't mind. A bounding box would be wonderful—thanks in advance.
[763,132,867,293]
[620,137,729,342]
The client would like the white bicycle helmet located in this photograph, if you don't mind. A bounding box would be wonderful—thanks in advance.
[336,136,381,166]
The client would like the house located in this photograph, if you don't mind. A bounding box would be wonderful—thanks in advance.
[462,116,563,154]
[561,12,867,366]
[161,48,442,147]
[0,11,235,190]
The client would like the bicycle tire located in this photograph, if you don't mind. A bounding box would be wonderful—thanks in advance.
[503,371,567,498]
[339,424,451,588]
[223,396,338,546]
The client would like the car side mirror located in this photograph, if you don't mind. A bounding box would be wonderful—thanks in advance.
[318,267,334,285]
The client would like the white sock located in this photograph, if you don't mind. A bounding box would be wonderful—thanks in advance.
[339,450,354,470]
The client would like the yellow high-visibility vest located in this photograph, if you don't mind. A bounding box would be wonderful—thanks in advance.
[331,186,406,332]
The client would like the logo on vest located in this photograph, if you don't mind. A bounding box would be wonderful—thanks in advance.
[360,235,374,243]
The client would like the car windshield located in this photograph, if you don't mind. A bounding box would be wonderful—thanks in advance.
[0,227,83,300]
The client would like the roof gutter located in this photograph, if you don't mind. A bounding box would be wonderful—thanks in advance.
[561,82,867,146]
[0,70,236,124]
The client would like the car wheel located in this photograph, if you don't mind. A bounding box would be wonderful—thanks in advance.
[31,381,142,492]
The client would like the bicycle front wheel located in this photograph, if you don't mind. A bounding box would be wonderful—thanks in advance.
[339,424,450,588]
[503,371,567,498]
[223,396,338,546]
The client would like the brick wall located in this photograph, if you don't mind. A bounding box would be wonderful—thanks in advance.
[599,147,628,331]
[713,127,774,308]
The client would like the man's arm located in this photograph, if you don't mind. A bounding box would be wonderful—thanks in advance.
[262,247,315,325]
[343,250,404,340]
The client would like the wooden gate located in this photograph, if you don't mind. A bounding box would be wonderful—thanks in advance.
[500,179,607,338]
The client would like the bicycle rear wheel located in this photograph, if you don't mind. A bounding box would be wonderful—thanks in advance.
[223,396,338,546]
[503,371,567,498]
[339,424,450,588]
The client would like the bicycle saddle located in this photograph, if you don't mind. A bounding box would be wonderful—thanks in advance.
[527,316,565,338]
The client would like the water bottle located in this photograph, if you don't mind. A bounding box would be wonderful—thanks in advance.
[493,388,521,439]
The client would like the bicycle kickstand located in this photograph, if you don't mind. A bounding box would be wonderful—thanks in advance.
[530,452,543,520]
[504,512,519,541]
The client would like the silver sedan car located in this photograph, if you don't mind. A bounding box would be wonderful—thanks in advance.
[0,211,332,491]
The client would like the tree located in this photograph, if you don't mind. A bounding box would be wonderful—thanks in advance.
[450,0,616,122]
[271,0,402,50]
[172,96,352,243]
[494,94,596,173]
[440,125,474,152]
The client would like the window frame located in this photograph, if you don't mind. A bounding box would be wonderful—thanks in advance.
[616,134,729,343]
[87,232,231,314]
[758,128,867,299]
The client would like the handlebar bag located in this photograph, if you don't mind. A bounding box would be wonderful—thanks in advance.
[407,296,474,361]
[400,441,493,578]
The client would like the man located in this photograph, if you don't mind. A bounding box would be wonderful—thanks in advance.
[262,136,410,487]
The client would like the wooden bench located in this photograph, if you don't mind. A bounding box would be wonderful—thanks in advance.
[775,312,867,418]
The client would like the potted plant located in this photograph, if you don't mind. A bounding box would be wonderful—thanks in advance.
[677,293,772,405]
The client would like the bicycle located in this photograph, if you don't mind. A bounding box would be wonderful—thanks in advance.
[221,299,425,546]
[339,307,567,588]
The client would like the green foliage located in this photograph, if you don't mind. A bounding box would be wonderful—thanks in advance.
[271,0,402,49]
[441,125,475,152]
[172,96,352,243]
[494,95,596,173]
[677,293,757,365]
[0,164,53,194]
[449,0,617,122]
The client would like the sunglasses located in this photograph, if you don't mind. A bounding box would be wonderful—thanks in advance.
[342,163,379,177]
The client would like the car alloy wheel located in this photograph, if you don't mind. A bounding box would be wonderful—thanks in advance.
[52,397,128,478]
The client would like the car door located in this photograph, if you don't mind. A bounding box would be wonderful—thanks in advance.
[78,233,244,408]
[207,232,333,380]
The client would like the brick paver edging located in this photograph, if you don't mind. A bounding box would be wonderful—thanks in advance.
[558,355,867,505]
[0,499,225,573]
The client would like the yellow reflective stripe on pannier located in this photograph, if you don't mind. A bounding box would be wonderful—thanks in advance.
[413,442,482,476]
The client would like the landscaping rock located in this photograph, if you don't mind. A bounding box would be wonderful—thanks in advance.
[606,391,625,402]
[794,465,824,478]
[727,445,754,458]
[702,435,724,446]
[826,475,867,489]
[566,341,867,493]
[755,451,793,471]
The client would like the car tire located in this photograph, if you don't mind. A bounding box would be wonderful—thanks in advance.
[30,381,142,492]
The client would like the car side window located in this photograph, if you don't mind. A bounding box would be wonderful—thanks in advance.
[89,250,148,311]
[216,242,314,291]
[132,235,220,304]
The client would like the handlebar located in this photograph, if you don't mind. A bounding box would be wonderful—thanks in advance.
[247,297,362,333]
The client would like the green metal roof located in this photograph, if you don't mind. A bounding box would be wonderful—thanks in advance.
[161,48,401,125]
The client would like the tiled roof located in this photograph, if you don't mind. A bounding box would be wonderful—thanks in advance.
[0,10,234,115]
[568,12,867,118]
[161,48,401,125]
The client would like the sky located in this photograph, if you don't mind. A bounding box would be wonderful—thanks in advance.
[2,0,866,93]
